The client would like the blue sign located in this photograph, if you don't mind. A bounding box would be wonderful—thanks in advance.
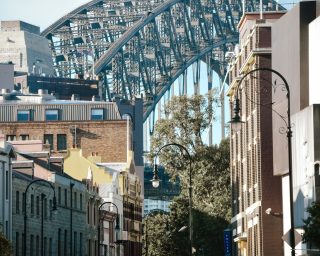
[224,229,232,256]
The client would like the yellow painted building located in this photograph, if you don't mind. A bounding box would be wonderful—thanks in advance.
[64,148,143,256]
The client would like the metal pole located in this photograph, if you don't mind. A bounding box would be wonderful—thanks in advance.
[98,218,101,256]
[233,68,295,255]
[288,127,295,256]
[41,194,45,256]
[154,143,192,256]
[70,183,74,256]
[189,184,193,256]
[23,195,27,256]
[145,220,148,256]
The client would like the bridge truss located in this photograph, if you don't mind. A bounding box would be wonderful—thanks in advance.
[42,0,284,124]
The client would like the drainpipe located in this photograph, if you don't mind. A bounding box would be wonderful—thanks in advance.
[70,183,74,256]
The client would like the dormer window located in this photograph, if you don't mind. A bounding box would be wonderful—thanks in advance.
[45,109,59,121]
[91,108,104,120]
[17,110,31,121]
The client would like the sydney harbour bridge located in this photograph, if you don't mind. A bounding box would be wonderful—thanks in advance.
[41,0,284,137]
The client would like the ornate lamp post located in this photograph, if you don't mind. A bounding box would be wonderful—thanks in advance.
[98,201,120,256]
[23,179,57,256]
[143,209,169,256]
[229,67,295,256]
[151,143,193,256]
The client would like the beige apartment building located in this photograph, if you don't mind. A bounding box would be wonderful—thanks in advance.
[227,12,284,256]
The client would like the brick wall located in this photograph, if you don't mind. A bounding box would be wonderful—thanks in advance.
[1,120,129,163]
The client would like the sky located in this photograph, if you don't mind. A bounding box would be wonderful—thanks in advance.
[1,0,298,32]
[1,0,88,31]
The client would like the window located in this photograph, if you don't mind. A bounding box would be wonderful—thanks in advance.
[44,197,48,219]
[30,235,34,256]
[57,134,67,151]
[49,238,53,256]
[58,187,61,205]
[64,189,67,207]
[64,230,67,256]
[79,233,83,256]
[5,169,8,199]
[91,108,104,120]
[44,134,54,151]
[58,229,61,256]
[17,110,31,121]
[30,195,34,215]
[20,53,23,68]
[74,192,77,209]
[16,232,19,256]
[80,194,83,210]
[16,191,20,214]
[6,135,16,141]
[36,196,40,216]
[49,200,52,219]
[74,232,77,256]
[36,235,39,256]
[45,109,59,121]
[20,134,29,140]
[87,204,90,224]
[22,193,26,213]
[44,237,47,256]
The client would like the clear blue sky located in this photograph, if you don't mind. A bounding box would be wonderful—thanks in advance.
[1,0,297,32]
[1,0,88,31]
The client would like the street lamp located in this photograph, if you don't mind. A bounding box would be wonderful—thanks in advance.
[98,201,120,256]
[229,67,294,256]
[151,143,193,256]
[23,179,57,256]
[143,209,169,256]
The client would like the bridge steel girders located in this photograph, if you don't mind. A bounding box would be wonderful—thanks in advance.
[42,0,284,121]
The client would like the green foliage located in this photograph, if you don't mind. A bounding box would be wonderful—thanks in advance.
[303,201,320,248]
[151,94,216,151]
[0,232,12,256]
[145,94,231,255]
[144,197,229,256]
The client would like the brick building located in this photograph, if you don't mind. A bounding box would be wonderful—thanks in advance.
[0,90,129,163]
[227,12,285,256]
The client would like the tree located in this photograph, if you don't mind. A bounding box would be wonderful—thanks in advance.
[0,233,12,256]
[303,201,320,248]
[146,94,231,255]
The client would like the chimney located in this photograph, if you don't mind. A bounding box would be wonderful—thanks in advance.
[38,89,48,95]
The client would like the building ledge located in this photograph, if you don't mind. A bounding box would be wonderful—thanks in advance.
[234,233,247,242]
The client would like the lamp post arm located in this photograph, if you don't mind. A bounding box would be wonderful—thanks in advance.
[154,143,192,186]
[99,201,119,216]
[23,179,56,256]
[235,67,291,128]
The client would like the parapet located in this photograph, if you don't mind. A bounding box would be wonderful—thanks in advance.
[0,20,40,35]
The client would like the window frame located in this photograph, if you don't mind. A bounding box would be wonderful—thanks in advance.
[17,109,31,121]
[44,134,54,151]
[57,134,67,151]
[91,108,104,120]
[45,109,59,121]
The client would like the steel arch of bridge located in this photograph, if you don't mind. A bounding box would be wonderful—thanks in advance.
[42,0,284,121]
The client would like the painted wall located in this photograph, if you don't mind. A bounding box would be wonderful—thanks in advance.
[64,148,113,185]
[309,16,320,105]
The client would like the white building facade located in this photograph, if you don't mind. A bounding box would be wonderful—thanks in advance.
[0,139,15,240]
